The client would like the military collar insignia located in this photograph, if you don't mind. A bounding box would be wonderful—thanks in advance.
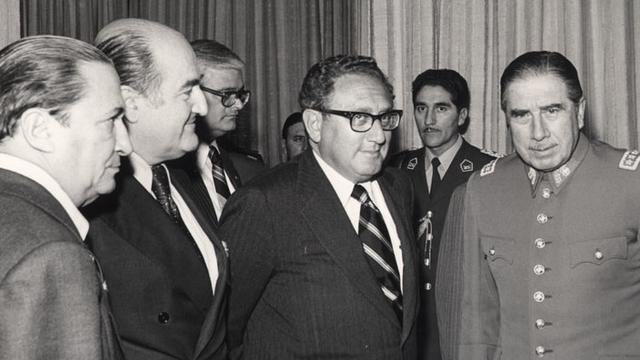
[527,167,537,186]
[619,150,640,171]
[407,157,418,170]
[480,159,497,176]
[460,159,474,172]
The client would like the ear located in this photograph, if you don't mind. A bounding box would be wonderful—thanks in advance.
[18,108,58,153]
[120,85,141,123]
[302,109,323,143]
[576,97,586,130]
[457,108,468,127]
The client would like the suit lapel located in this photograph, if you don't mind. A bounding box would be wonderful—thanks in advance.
[298,152,402,329]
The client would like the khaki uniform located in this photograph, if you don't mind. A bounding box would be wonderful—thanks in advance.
[438,134,640,360]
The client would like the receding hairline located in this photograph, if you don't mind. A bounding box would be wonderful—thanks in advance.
[96,18,185,46]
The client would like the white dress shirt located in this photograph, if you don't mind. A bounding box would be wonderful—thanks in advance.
[313,150,404,291]
[196,141,237,220]
[128,152,219,294]
[0,153,89,240]
[425,135,463,188]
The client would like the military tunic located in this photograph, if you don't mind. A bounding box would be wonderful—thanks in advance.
[440,134,640,360]
[389,139,495,360]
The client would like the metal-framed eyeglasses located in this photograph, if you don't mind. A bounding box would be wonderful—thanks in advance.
[312,108,403,132]
[200,85,251,108]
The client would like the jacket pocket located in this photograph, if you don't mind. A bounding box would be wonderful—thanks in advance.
[481,236,514,265]
[569,236,628,268]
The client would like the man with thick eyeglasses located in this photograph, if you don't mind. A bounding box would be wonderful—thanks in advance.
[172,39,264,226]
[388,69,495,360]
[221,54,419,359]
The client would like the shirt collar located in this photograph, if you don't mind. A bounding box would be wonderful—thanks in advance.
[197,141,219,172]
[0,153,89,240]
[527,133,589,197]
[425,135,463,172]
[129,152,155,193]
[312,150,374,207]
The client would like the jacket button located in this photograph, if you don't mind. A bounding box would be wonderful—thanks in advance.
[533,291,545,302]
[533,264,545,275]
[535,318,545,329]
[535,238,546,249]
[536,213,548,224]
[158,312,170,324]
[535,345,546,357]
[594,249,604,260]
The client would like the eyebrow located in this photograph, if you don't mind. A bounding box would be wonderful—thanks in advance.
[540,103,565,111]
[180,78,200,91]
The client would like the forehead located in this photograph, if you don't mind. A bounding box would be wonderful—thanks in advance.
[505,73,570,108]
[152,35,199,87]
[287,122,306,136]
[415,85,453,103]
[201,66,243,87]
[327,73,392,111]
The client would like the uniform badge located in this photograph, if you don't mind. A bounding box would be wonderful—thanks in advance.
[407,157,418,170]
[527,167,537,185]
[481,148,504,158]
[619,150,640,171]
[460,159,473,172]
[480,159,497,176]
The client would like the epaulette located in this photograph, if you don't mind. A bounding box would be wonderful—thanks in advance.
[619,149,640,171]
[481,148,505,158]
[480,159,498,176]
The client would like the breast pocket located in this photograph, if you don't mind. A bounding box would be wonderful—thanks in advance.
[569,236,628,268]
[481,236,515,265]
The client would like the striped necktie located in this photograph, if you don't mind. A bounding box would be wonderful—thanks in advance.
[351,184,403,321]
[151,164,182,223]
[208,146,231,208]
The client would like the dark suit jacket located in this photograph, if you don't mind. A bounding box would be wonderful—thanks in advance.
[221,150,419,359]
[388,140,494,360]
[85,162,228,360]
[0,169,122,359]
[170,145,265,227]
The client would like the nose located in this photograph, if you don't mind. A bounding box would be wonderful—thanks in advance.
[191,86,208,116]
[425,109,436,126]
[301,138,309,151]
[530,112,549,141]
[114,118,133,156]
[367,119,387,144]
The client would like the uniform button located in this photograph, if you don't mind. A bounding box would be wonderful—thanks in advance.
[533,264,545,275]
[541,188,551,199]
[489,248,496,256]
[533,291,545,302]
[594,249,604,260]
[535,238,546,249]
[536,213,548,224]
[535,345,546,357]
[158,312,170,324]
[535,318,545,329]
[424,282,432,291]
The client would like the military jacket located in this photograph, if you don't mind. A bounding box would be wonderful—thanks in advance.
[449,134,640,360]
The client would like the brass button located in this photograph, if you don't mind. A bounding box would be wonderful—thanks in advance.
[533,291,545,303]
[536,213,548,224]
[535,345,546,357]
[595,250,604,260]
[535,238,546,249]
[533,264,545,275]
[535,319,545,329]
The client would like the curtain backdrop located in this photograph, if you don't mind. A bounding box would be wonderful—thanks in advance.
[1,0,20,50]
[356,0,640,155]
[21,0,354,166]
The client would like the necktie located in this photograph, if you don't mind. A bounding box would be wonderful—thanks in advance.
[351,184,403,321]
[151,164,182,223]
[430,157,442,196]
[208,146,231,208]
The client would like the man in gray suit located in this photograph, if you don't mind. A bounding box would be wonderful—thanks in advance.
[0,35,131,359]
[221,54,418,359]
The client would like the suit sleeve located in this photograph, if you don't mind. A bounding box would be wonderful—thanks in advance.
[219,187,276,360]
[0,241,105,360]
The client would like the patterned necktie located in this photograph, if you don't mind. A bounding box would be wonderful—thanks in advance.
[208,146,231,208]
[430,157,442,196]
[151,164,182,223]
[351,184,403,321]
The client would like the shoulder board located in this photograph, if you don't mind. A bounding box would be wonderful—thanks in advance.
[619,149,640,171]
[480,159,498,176]
[481,148,504,158]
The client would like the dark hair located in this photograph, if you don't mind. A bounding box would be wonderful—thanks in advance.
[282,112,303,139]
[191,39,244,70]
[0,35,112,140]
[298,55,394,110]
[500,51,583,110]
[412,68,471,133]
[95,19,162,99]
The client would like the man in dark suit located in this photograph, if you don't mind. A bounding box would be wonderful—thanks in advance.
[0,35,131,359]
[221,54,419,359]
[173,39,264,225]
[388,69,495,360]
[85,19,228,360]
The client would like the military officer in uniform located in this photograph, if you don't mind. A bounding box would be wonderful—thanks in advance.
[436,51,640,360]
[388,69,494,360]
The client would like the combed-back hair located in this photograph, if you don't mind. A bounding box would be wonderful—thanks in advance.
[500,51,583,110]
[0,35,112,140]
[298,55,394,111]
[282,112,303,139]
[191,39,244,70]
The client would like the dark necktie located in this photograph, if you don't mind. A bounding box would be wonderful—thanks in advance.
[151,164,182,223]
[208,146,231,208]
[430,157,442,196]
[351,184,403,321]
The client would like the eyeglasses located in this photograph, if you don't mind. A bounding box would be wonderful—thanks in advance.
[200,85,251,108]
[313,108,402,132]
